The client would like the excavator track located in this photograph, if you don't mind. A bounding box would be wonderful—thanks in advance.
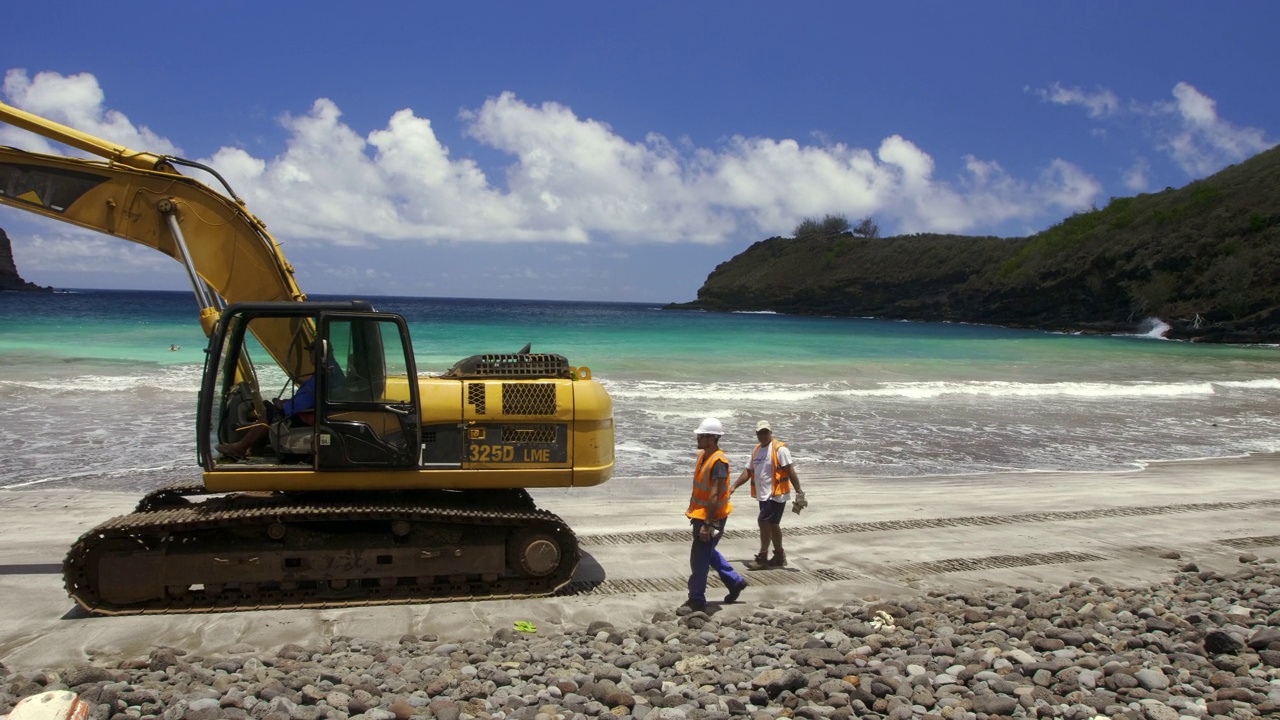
[134,480,209,512]
[65,490,578,615]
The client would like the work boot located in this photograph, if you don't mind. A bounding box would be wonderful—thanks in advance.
[215,443,247,460]
[724,579,748,603]
[677,598,706,615]
[746,551,769,570]
[769,551,787,567]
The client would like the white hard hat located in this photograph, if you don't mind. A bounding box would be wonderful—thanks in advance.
[695,417,725,436]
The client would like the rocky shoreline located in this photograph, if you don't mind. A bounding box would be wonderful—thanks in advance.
[4,558,1279,720]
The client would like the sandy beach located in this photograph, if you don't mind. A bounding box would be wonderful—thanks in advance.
[1,454,1278,675]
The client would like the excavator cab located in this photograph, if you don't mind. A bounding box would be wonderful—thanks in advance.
[199,301,421,471]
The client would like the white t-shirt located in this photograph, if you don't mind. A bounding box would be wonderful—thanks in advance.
[751,442,793,503]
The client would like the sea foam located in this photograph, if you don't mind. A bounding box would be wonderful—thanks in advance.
[602,378,1243,403]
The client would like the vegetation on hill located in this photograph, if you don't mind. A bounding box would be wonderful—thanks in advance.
[672,145,1280,342]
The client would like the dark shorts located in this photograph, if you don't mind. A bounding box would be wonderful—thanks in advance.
[265,401,313,427]
[758,500,786,524]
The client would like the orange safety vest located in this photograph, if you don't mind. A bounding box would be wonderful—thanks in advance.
[687,448,733,520]
[749,440,792,498]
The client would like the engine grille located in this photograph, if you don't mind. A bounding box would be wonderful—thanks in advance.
[502,383,557,415]
[467,383,486,415]
[444,353,572,379]
[501,424,558,444]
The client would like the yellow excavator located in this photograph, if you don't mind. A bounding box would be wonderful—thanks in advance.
[0,101,613,614]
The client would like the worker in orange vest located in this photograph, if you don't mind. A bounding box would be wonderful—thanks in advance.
[732,419,806,569]
[681,417,748,613]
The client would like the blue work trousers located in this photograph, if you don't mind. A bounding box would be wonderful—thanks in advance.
[688,518,745,603]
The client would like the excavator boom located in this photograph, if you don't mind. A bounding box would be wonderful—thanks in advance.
[0,100,309,374]
[0,100,171,172]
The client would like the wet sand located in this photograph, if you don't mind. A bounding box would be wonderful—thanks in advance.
[2,454,1278,671]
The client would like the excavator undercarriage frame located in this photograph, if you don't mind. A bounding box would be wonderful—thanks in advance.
[66,486,578,614]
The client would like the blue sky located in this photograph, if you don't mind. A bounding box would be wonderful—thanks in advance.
[2,2,1277,302]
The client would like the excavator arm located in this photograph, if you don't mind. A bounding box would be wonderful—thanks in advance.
[0,100,312,378]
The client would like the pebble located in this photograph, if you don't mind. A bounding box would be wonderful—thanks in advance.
[5,564,1280,719]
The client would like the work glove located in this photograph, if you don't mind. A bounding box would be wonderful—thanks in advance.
[792,491,807,514]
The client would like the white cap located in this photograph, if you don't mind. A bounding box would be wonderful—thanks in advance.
[756,420,771,432]
[695,417,725,436]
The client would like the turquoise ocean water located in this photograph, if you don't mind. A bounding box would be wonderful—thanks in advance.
[2,289,1279,493]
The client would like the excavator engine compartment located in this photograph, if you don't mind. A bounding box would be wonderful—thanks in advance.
[194,301,612,486]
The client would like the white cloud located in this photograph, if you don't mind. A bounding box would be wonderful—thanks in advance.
[1123,157,1150,192]
[881,155,1102,235]
[695,136,885,235]
[1033,83,1120,118]
[4,69,1103,255]
[464,92,728,242]
[1162,82,1275,175]
[7,230,177,275]
[1034,80,1275,178]
[0,69,181,158]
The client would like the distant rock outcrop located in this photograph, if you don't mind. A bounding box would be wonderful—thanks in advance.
[0,226,53,292]
[672,145,1280,344]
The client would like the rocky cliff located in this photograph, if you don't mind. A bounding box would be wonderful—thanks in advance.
[673,145,1280,343]
[0,227,52,292]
